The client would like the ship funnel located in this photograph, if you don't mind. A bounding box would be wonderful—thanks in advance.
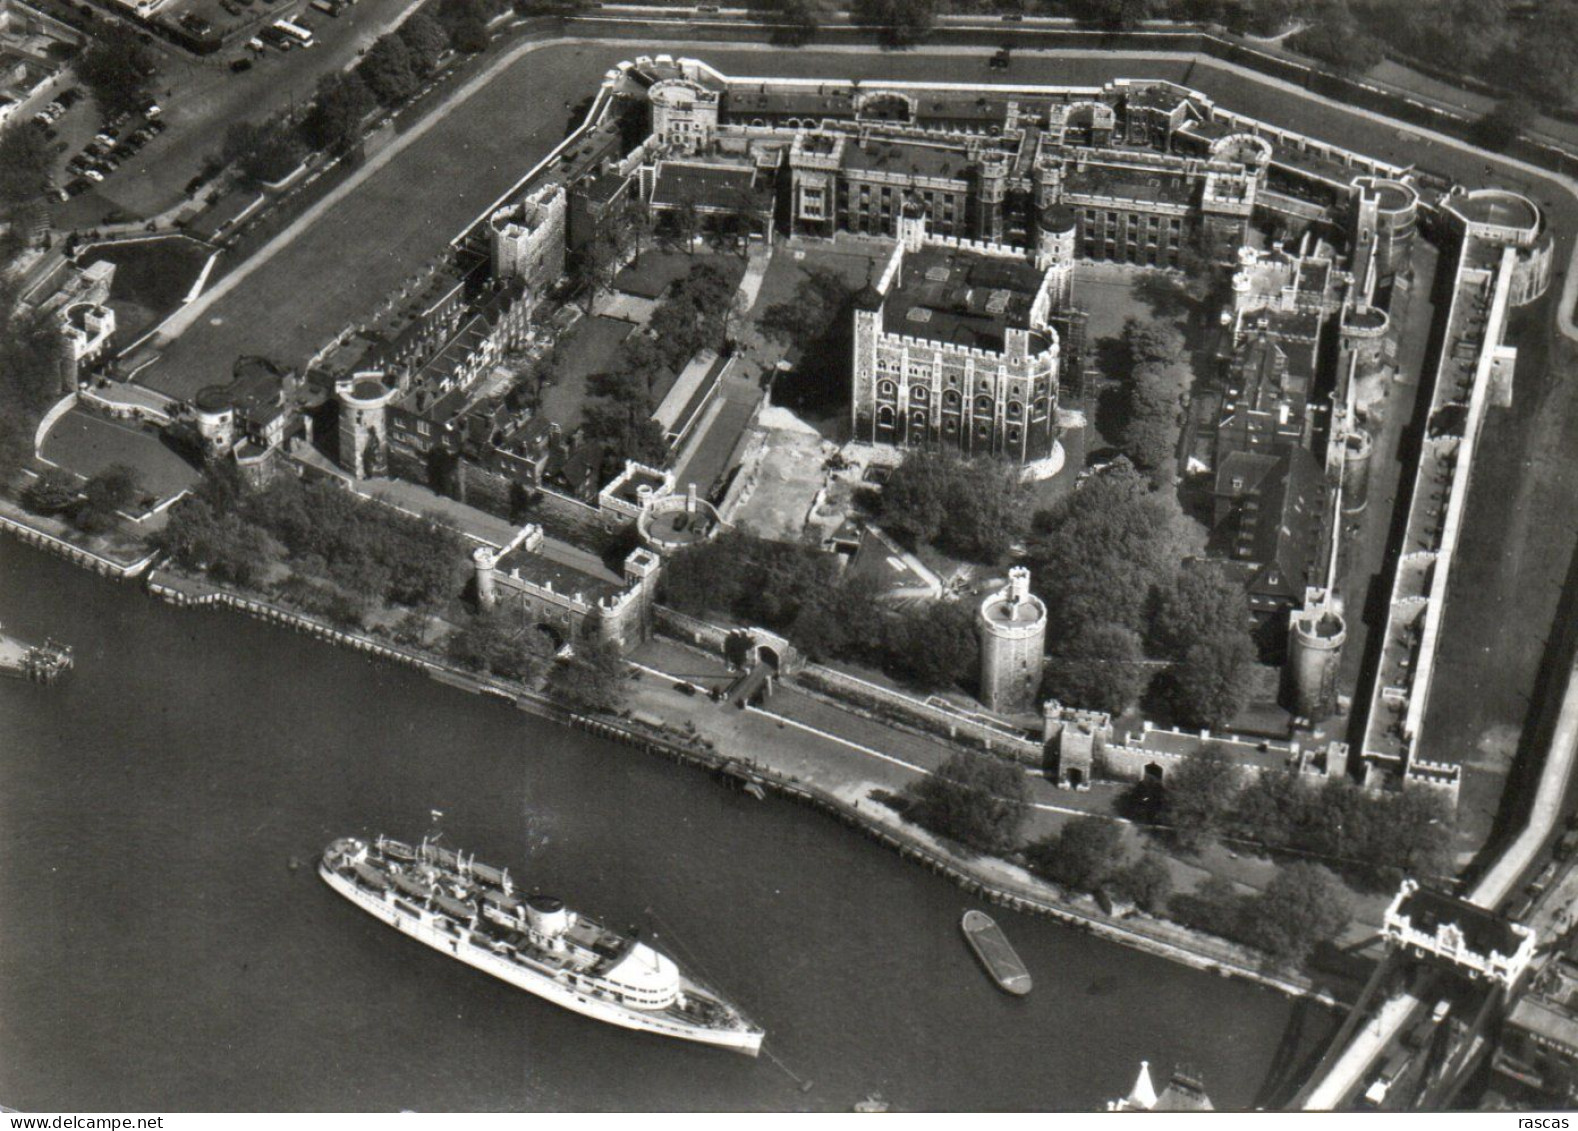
[526,894,570,937]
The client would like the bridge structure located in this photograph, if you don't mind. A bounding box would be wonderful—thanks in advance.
[1294,637,1578,1109]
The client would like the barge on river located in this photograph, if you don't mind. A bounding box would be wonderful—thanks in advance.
[320,835,764,1055]
[962,909,1032,995]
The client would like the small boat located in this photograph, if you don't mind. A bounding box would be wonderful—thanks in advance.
[961,909,1032,995]
[854,1093,890,1113]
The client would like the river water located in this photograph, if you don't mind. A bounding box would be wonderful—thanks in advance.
[0,540,1334,1111]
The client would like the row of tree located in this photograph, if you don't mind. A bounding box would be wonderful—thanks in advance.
[1171,863,1352,965]
[155,472,464,611]
[76,35,159,120]
[0,279,67,491]
[225,0,498,186]
[659,530,982,692]
[1029,461,1256,727]
[1113,317,1190,481]
[1161,743,1455,881]
[879,447,1032,564]
[1026,816,1172,912]
[21,464,145,534]
[902,751,1352,967]
[446,612,629,709]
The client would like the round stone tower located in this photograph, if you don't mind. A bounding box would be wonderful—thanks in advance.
[1339,304,1389,382]
[1036,204,1079,309]
[1339,429,1373,514]
[1287,600,1346,720]
[978,566,1048,716]
[473,546,498,610]
[337,376,398,480]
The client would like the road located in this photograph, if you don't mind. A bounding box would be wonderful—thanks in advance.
[53,0,426,227]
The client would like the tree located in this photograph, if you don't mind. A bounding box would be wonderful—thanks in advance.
[444,612,542,681]
[850,0,934,43]
[0,125,54,211]
[1027,460,1201,641]
[1164,743,1243,850]
[545,639,628,714]
[77,37,158,119]
[1110,852,1172,914]
[1041,623,1150,715]
[757,269,849,348]
[1120,316,1186,368]
[907,750,1030,855]
[448,13,490,53]
[1120,359,1187,477]
[1288,15,1383,73]
[357,35,419,106]
[71,464,142,533]
[225,120,306,185]
[1149,560,1250,660]
[762,0,818,44]
[153,494,271,587]
[880,447,1031,563]
[1027,815,1125,893]
[1236,770,1314,851]
[1160,629,1257,730]
[397,10,450,75]
[1469,96,1533,152]
[1241,862,1352,965]
[20,468,81,516]
[883,599,978,691]
[303,72,376,153]
[1083,0,1159,28]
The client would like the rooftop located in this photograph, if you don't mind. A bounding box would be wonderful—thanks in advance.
[1392,885,1527,960]
[982,592,1044,624]
[841,137,974,182]
[495,535,624,603]
[1062,163,1195,208]
[1455,189,1539,232]
[193,356,292,415]
[650,161,768,213]
[879,244,1048,353]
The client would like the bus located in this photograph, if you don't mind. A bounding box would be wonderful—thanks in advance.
[273,18,315,45]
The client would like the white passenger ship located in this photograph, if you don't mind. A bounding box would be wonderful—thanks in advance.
[320,835,763,1055]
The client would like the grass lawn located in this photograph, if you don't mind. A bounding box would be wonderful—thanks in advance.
[614,246,745,300]
[119,36,1578,408]
[538,315,633,432]
[83,236,214,346]
[38,408,201,504]
[1415,289,1578,851]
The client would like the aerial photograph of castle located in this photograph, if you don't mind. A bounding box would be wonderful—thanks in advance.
[4,0,1578,1116]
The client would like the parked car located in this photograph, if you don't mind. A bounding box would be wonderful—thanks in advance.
[230,57,252,71]
[221,0,242,14]
[83,169,104,182]
[246,35,265,50]
[58,87,82,107]
[66,177,92,196]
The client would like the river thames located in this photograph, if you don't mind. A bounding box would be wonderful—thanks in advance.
[0,540,1335,1111]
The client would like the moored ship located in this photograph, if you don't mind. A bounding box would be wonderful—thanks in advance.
[961,909,1032,995]
[319,835,764,1055]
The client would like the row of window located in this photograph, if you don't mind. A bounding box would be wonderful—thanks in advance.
[874,408,1036,446]
[873,375,1051,399]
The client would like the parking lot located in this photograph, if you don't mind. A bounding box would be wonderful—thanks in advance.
[49,0,418,228]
